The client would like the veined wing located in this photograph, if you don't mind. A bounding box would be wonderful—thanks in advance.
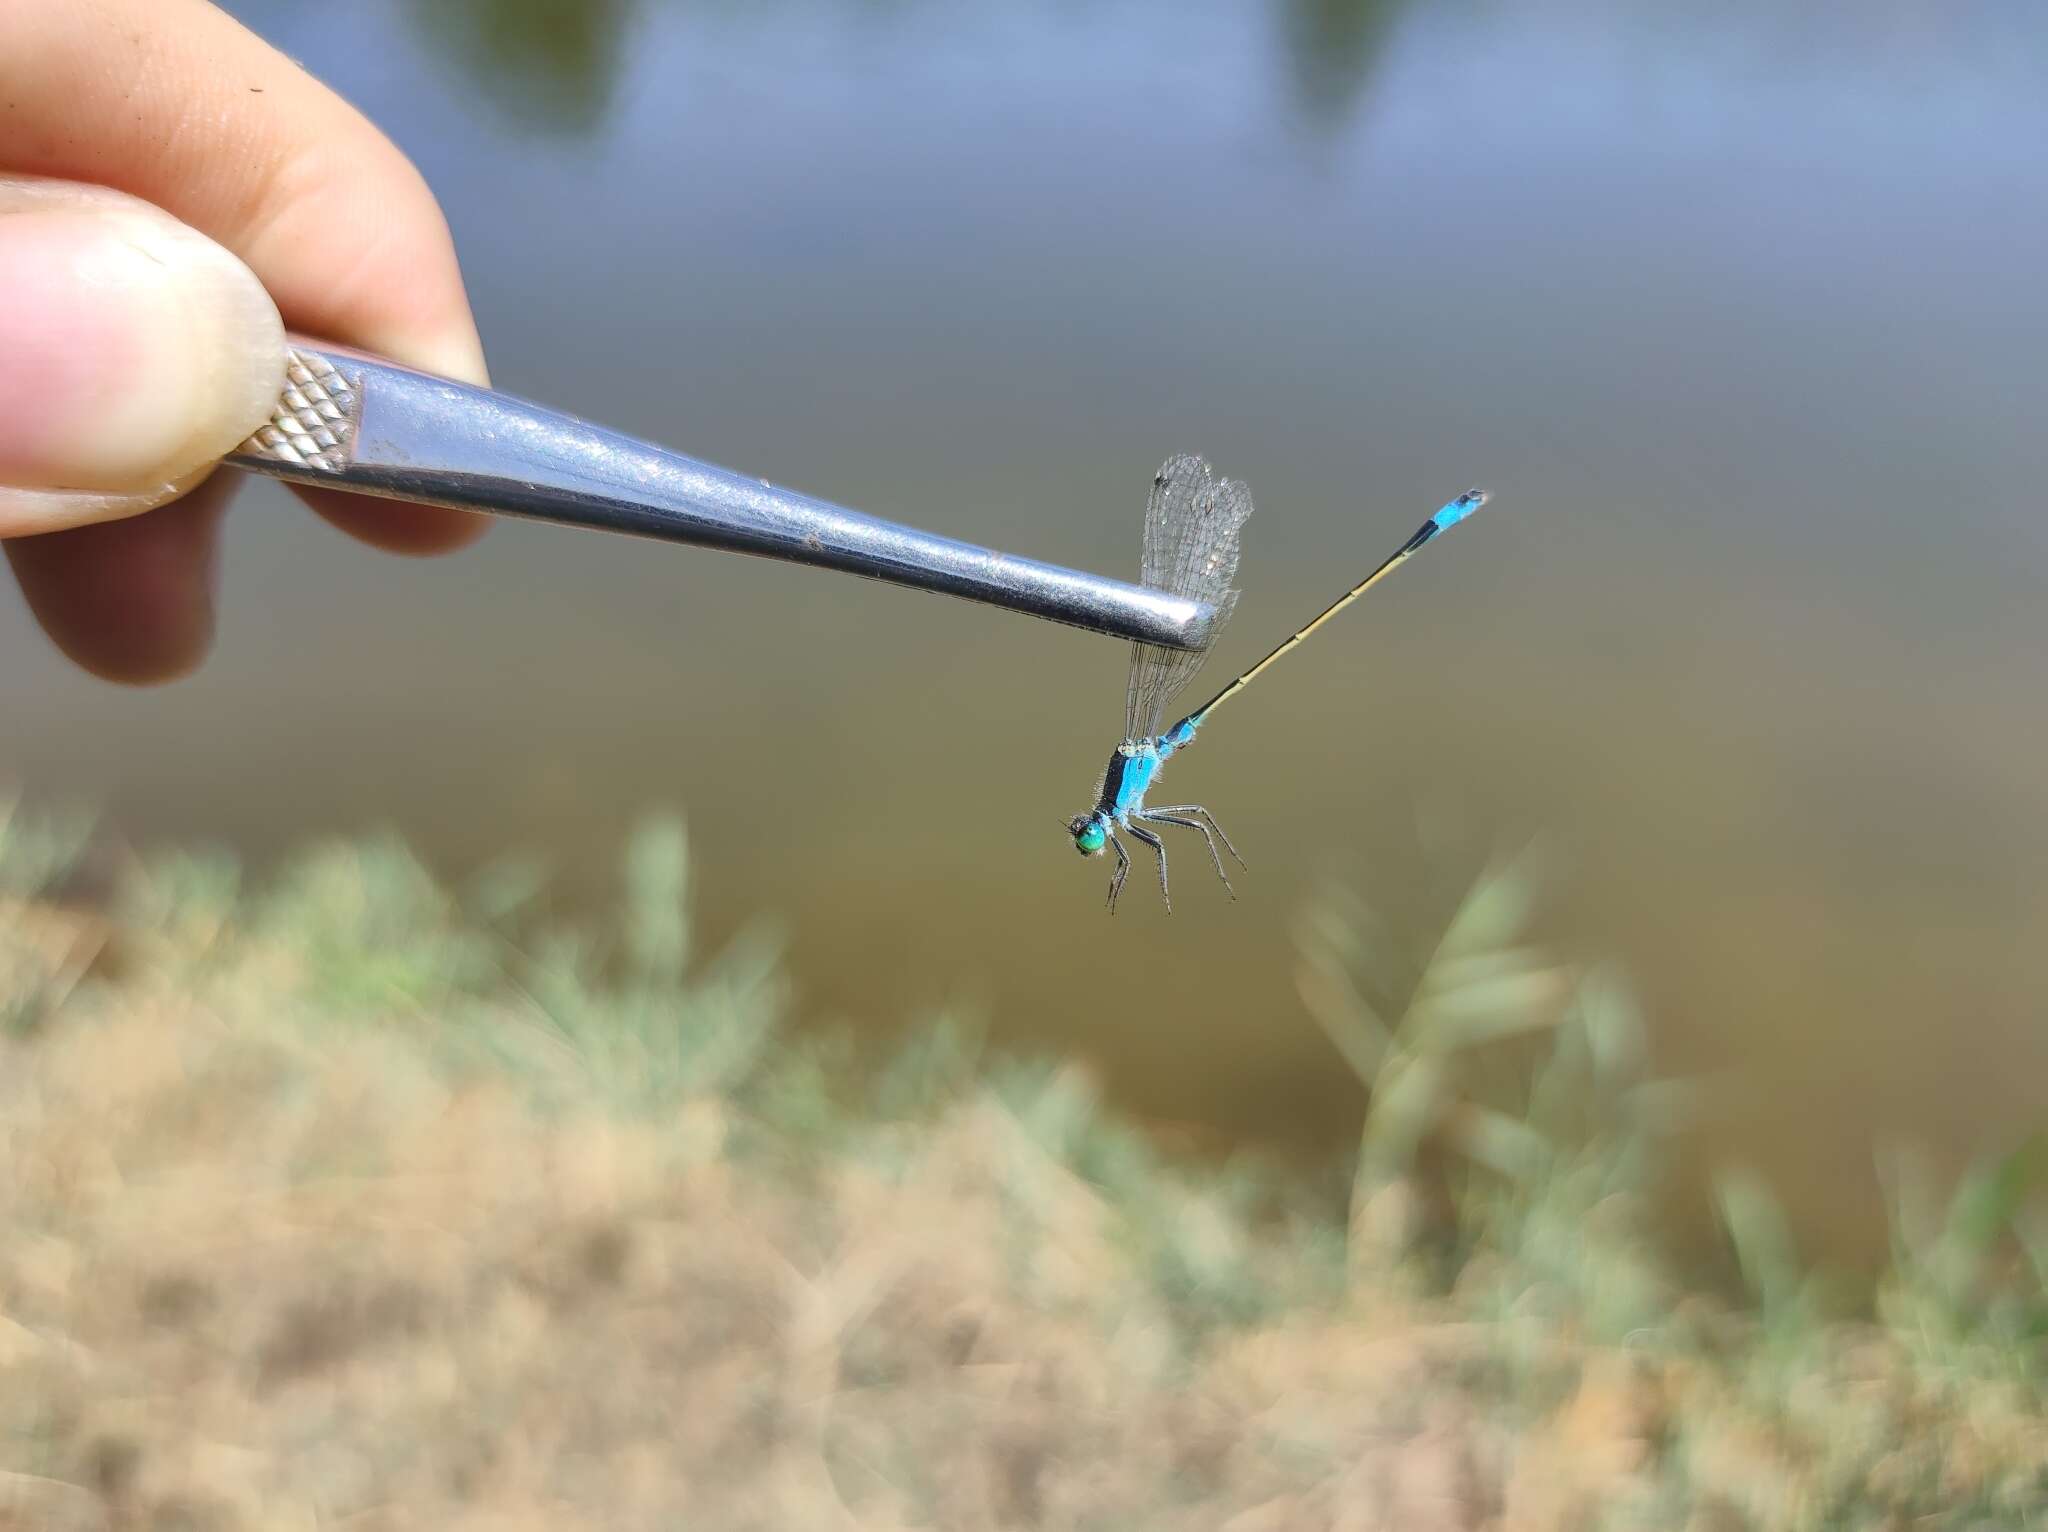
[1124,453,1253,740]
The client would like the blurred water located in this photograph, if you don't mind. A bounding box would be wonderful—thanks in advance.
[7,0,2048,1259]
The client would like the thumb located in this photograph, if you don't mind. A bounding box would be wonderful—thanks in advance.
[0,175,285,539]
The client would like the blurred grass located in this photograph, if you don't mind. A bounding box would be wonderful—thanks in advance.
[1,805,2044,1529]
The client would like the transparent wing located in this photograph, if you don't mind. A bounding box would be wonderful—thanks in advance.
[1123,453,1253,739]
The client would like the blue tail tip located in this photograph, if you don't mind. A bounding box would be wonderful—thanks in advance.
[1431,488,1491,531]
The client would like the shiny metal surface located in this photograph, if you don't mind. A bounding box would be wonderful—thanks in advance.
[226,343,1214,651]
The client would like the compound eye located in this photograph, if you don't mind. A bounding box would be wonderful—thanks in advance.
[1074,822,1106,855]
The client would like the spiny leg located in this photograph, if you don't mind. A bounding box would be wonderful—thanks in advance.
[1146,804,1245,869]
[1106,829,1131,913]
[1139,810,1235,899]
[1125,822,1171,912]
[1137,808,1230,882]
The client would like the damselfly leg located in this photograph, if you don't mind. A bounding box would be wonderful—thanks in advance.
[1137,806,1240,897]
[1106,830,1132,911]
[1147,804,1243,867]
[1126,821,1171,912]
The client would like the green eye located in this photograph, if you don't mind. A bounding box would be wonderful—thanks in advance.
[1075,822,1106,854]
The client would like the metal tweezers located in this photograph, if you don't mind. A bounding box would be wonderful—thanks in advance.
[225,342,1213,652]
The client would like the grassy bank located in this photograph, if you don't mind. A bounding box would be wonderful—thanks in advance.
[1,803,2043,1528]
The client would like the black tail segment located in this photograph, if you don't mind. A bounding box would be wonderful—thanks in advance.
[1400,518,1442,556]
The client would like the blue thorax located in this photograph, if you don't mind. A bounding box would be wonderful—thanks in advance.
[1094,712,1207,823]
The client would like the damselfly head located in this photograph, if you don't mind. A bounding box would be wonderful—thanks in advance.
[1070,817,1107,856]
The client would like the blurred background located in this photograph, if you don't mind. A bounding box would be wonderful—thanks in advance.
[8,0,2048,1265]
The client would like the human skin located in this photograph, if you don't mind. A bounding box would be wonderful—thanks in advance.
[0,0,488,683]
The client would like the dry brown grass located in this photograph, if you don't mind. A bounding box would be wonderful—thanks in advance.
[1,818,2044,1529]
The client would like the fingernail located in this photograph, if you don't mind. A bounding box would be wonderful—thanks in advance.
[0,182,285,497]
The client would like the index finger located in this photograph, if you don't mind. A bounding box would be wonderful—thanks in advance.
[1,0,490,553]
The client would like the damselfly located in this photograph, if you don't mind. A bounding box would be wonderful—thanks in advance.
[1067,454,1489,911]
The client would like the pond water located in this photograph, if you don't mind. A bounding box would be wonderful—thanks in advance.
[7,0,2048,1260]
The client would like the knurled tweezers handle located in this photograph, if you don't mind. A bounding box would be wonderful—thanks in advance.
[224,342,1214,652]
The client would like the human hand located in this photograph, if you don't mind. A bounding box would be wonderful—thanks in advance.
[1,0,488,683]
